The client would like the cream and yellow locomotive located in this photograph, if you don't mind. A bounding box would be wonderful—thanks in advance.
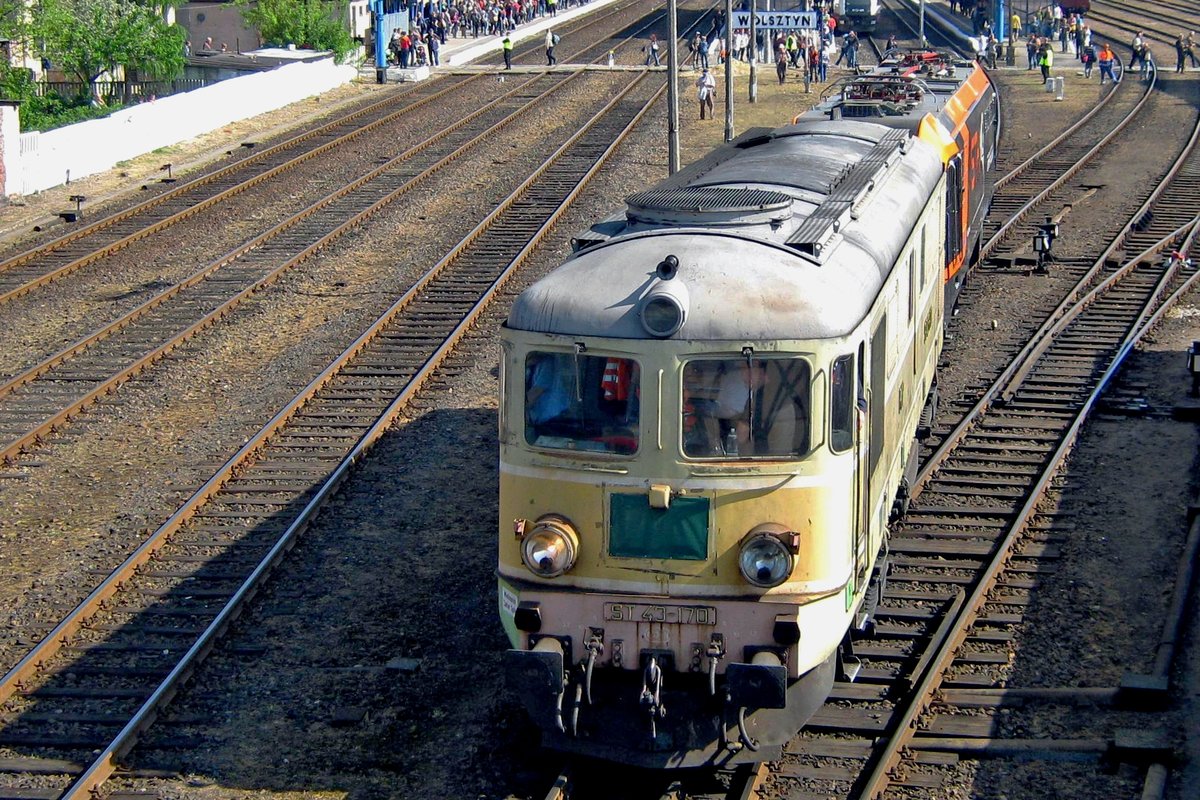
[498,56,996,769]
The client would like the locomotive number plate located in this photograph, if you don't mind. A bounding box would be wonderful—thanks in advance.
[603,603,717,625]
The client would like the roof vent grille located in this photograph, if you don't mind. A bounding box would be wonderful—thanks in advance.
[625,186,793,226]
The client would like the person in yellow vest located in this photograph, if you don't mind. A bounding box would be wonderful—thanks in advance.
[548,0,557,16]
[1039,40,1053,83]
[502,34,513,70]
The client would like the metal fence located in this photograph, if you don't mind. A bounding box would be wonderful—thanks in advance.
[36,78,210,104]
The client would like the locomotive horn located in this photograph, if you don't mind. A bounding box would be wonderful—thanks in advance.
[656,254,679,280]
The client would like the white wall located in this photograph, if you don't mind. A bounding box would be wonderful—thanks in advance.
[12,57,358,196]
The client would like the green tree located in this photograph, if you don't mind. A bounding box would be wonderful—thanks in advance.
[236,0,355,62]
[34,0,185,104]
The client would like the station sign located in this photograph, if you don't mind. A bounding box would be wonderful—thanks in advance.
[730,10,818,29]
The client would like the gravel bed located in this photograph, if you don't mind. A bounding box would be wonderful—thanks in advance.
[0,74,577,382]
[4,5,1200,799]
[0,68,646,673]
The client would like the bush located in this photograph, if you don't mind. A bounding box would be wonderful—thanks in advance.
[22,93,122,132]
[0,67,126,131]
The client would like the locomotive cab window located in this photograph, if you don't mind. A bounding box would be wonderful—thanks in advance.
[682,358,810,459]
[524,351,640,455]
[831,354,855,452]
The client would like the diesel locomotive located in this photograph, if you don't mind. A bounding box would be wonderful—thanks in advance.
[498,51,998,767]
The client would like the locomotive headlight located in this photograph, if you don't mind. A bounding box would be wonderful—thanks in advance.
[738,529,797,588]
[521,515,580,578]
[639,279,689,338]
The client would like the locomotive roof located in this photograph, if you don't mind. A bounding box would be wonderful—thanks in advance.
[798,56,984,131]
[506,120,943,342]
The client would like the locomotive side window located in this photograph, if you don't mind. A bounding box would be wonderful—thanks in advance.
[682,358,810,459]
[524,352,639,455]
[919,226,927,291]
[831,354,855,452]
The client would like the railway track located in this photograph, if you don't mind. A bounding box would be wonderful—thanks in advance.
[0,66,620,465]
[0,71,666,800]
[762,63,1200,800]
[772,213,1200,800]
[0,0,707,468]
[540,760,765,800]
[0,0,655,312]
[980,50,1139,260]
[0,75,477,304]
[939,62,1197,452]
[1088,0,1200,49]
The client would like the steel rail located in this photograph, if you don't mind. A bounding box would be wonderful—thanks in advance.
[884,0,975,59]
[0,76,475,288]
[542,766,573,800]
[0,65,651,670]
[992,56,1126,192]
[995,215,1200,402]
[980,56,1150,260]
[859,249,1196,799]
[481,0,657,66]
[857,590,965,799]
[1087,0,1200,48]
[0,71,664,800]
[915,219,1197,496]
[0,0,656,306]
[0,67,594,463]
[727,762,768,800]
[916,103,1200,490]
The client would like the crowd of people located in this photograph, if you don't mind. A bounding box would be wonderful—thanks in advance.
[681,3,879,99]
[383,0,1198,93]
[1018,6,1127,86]
[384,0,592,67]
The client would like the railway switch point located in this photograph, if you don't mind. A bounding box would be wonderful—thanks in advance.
[1109,727,1174,765]
[1116,672,1170,710]
[160,163,176,183]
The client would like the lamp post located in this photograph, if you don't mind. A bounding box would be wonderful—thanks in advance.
[724,0,734,141]
[668,0,680,173]
[749,0,757,103]
[919,0,926,47]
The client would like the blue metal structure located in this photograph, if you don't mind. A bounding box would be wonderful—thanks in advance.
[373,0,411,79]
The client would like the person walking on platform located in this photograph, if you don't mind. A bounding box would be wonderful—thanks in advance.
[502,34,513,69]
[1026,36,1038,70]
[1140,43,1154,80]
[1130,31,1144,69]
[697,32,710,69]
[696,67,716,119]
[645,33,661,66]
[1098,42,1116,84]
[775,42,788,84]
[1038,41,1053,83]
[400,31,412,67]
[546,29,558,65]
